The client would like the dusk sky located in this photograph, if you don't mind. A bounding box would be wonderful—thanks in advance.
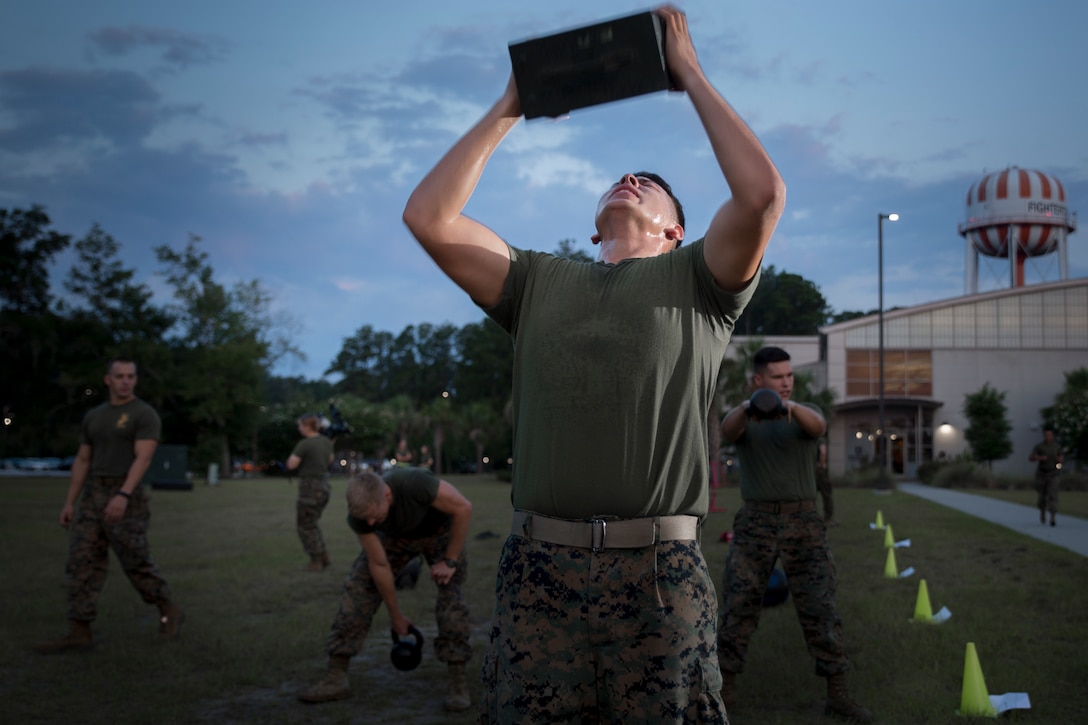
[4,0,1085,380]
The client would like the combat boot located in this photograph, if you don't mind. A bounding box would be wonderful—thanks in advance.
[444,662,471,712]
[305,554,326,572]
[720,670,736,707]
[825,672,873,723]
[159,601,185,639]
[299,655,351,703]
[34,620,93,654]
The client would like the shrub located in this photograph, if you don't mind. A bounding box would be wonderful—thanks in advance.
[931,460,991,488]
[835,461,893,488]
[915,459,944,485]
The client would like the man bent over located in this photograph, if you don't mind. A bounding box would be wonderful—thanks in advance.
[299,468,473,711]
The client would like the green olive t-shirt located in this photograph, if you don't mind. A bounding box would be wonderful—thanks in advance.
[290,435,334,478]
[483,239,757,519]
[735,403,821,502]
[348,467,447,539]
[81,398,161,478]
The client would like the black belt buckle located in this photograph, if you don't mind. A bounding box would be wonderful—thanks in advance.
[589,518,607,552]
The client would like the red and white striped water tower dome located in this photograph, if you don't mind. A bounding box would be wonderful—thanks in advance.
[958,166,1076,293]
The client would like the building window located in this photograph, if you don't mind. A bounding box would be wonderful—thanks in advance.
[846,349,933,397]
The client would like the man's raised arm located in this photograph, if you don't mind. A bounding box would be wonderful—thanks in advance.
[657,5,785,292]
[402,75,523,308]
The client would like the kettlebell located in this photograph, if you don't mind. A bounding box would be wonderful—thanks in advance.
[762,567,790,607]
[747,388,786,421]
[390,625,424,671]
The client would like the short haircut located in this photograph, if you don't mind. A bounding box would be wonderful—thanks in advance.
[106,357,137,374]
[753,346,791,375]
[298,413,321,433]
[634,170,685,233]
[346,471,387,516]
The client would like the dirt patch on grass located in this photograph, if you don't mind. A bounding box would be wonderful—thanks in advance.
[193,624,482,724]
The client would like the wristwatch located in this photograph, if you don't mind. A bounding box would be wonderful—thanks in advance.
[444,558,458,568]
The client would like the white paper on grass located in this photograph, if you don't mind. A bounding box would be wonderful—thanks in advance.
[894,539,911,548]
[932,606,951,623]
[991,692,1031,712]
[898,567,915,578]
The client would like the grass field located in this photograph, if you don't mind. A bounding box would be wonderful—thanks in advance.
[2,474,1086,724]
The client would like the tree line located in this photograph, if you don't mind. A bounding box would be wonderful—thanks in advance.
[4,207,866,476]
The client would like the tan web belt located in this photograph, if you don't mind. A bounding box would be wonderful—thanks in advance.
[511,510,699,552]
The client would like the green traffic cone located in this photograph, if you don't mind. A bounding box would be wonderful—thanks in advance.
[959,642,998,717]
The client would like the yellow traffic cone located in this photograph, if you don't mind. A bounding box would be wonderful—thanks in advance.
[959,642,998,717]
[913,579,933,622]
[883,524,895,548]
[875,510,885,529]
[883,547,898,578]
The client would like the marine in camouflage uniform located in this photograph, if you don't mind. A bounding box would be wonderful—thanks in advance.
[718,347,871,722]
[1030,427,1063,527]
[286,414,335,571]
[299,468,473,712]
[35,358,183,654]
[402,7,787,722]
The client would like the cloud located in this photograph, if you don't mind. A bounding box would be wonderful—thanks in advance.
[236,131,288,148]
[87,25,230,72]
[0,67,179,152]
[513,152,610,197]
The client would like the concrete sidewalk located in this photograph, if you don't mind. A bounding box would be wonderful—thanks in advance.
[897,482,1088,558]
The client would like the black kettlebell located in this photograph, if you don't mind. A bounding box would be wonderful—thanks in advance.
[762,567,790,607]
[747,388,786,420]
[390,625,424,671]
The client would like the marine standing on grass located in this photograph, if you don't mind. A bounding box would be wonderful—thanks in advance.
[35,357,184,654]
[815,439,838,526]
[1029,427,1063,527]
[718,346,871,722]
[299,468,474,712]
[403,5,784,721]
[285,413,335,571]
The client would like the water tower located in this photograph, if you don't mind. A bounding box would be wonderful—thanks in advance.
[958,166,1076,293]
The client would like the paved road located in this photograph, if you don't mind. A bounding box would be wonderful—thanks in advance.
[898,482,1088,558]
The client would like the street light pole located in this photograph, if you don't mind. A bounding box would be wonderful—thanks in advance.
[877,212,898,490]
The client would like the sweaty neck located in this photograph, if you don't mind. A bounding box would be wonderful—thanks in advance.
[594,235,677,264]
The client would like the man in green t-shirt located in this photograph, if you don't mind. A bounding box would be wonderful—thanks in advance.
[1029,427,1063,526]
[299,468,473,712]
[403,8,784,722]
[719,346,871,722]
[35,358,183,654]
[286,413,335,571]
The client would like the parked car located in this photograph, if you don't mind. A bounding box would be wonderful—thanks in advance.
[19,457,62,471]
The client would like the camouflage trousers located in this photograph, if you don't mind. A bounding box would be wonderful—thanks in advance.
[718,505,848,677]
[297,476,330,557]
[326,523,472,664]
[815,467,834,521]
[66,478,172,622]
[480,536,726,724]
[1035,470,1060,514]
